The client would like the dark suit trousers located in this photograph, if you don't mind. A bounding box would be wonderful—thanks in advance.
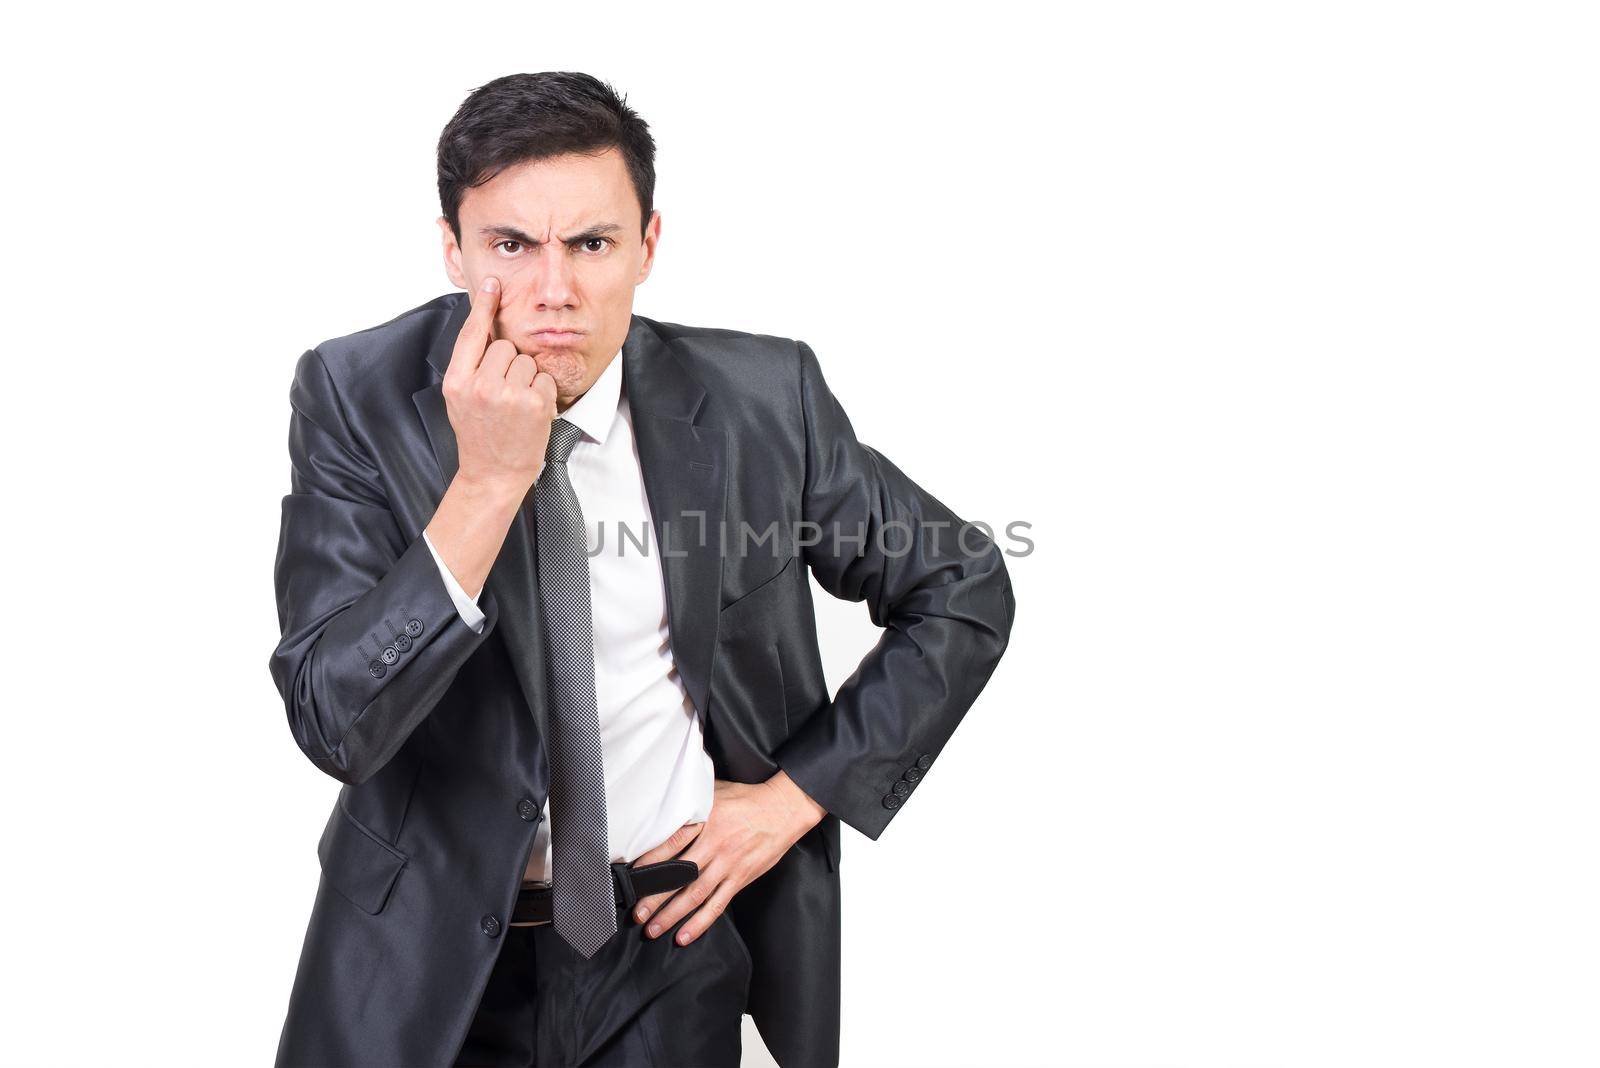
[452,897,755,1067]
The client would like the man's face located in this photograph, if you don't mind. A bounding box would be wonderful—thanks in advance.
[439,146,659,409]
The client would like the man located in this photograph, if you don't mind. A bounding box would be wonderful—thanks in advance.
[269,72,1014,1068]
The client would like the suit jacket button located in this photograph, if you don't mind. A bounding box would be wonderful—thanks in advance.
[904,766,923,783]
[381,646,400,666]
[481,914,502,938]
[917,754,933,770]
[890,780,911,797]
[406,619,424,638]
[882,793,903,810]
[517,798,539,821]
[367,660,387,679]
[393,632,413,653]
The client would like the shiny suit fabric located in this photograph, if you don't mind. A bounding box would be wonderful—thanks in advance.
[267,292,1016,1067]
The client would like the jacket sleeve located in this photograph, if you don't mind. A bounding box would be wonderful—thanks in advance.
[771,340,1016,841]
[268,347,502,784]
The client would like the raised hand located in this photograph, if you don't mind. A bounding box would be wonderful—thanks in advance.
[444,275,560,495]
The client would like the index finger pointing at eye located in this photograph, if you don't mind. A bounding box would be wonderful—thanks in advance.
[449,275,500,376]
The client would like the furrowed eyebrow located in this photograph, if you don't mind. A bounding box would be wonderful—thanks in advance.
[479,223,623,247]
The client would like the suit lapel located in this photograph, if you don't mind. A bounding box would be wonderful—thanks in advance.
[411,295,726,738]
[622,316,726,724]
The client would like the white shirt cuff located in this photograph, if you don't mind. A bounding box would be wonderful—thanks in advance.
[423,529,486,634]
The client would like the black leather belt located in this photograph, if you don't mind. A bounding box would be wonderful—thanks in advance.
[511,859,699,926]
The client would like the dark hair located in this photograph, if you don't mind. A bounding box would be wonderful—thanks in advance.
[436,72,656,243]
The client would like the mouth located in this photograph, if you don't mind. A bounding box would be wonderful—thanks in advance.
[530,329,585,347]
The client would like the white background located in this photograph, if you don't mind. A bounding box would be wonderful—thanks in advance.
[1,3,1595,1066]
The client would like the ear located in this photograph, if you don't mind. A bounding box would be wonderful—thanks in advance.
[438,216,467,289]
[636,209,661,286]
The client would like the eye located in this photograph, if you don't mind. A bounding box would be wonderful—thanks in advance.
[493,240,523,256]
[577,237,611,254]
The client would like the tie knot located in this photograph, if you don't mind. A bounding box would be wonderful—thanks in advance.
[545,418,582,464]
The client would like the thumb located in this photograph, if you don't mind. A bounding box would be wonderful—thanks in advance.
[630,820,705,868]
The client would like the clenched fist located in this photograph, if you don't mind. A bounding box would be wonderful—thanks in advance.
[443,275,559,495]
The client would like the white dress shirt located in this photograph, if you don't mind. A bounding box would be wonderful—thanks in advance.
[422,347,716,884]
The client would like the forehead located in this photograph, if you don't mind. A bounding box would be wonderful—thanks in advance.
[459,147,637,229]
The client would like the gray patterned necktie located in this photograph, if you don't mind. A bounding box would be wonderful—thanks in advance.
[535,417,616,958]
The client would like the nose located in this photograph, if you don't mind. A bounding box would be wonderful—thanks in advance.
[519,246,578,311]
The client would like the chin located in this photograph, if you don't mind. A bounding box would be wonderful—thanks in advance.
[533,349,584,380]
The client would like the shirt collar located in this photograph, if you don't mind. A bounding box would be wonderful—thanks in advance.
[557,345,624,446]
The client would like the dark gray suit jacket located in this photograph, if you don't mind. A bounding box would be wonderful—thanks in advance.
[268,291,1015,1067]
